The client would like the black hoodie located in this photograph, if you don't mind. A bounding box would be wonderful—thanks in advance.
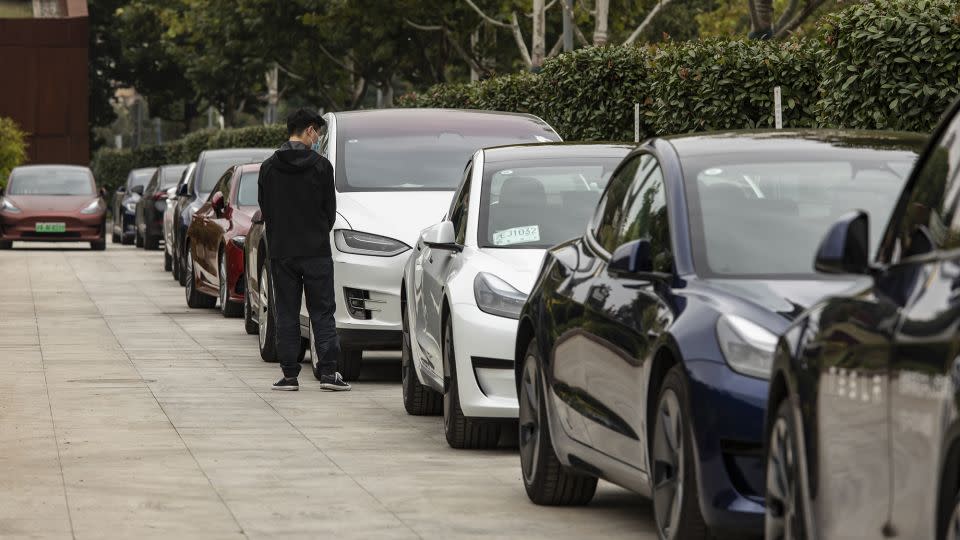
[258,141,336,258]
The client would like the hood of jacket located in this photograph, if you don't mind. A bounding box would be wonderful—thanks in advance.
[272,141,321,173]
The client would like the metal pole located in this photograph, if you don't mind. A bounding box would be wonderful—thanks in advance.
[635,103,640,143]
[774,86,783,129]
[562,0,574,52]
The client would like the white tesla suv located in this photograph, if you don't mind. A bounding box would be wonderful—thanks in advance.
[302,109,561,381]
[400,143,632,448]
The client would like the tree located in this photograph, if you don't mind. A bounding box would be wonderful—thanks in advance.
[0,117,28,188]
[749,0,833,39]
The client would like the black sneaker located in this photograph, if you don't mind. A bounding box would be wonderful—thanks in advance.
[272,377,299,391]
[319,372,351,391]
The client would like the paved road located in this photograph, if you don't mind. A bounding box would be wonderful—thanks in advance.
[0,242,657,540]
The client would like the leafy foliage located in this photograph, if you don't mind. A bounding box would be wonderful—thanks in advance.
[815,0,960,131]
[0,118,28,189]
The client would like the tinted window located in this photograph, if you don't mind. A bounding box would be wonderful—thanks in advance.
[886,115,960,259]
[198,151,271,194]
[449,166,472,245]
[593,155,646,252]
[336,116,560,192]
[685,149,918,277]
[145,170,160,193]
[162,165,188,188]
[128,169,154,189]
[210,169,233,203]
[616,161,672,272]
[479,156,622,249]
[7,167,94,196]
[237,171,259,206]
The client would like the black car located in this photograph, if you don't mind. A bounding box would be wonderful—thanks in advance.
[764,101,960,540]
[171,148,272,286]
[111,167,155,244]
[135,163,188,250]
[513,131,924,540]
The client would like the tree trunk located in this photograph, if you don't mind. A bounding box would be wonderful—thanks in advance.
[531,0,546,68]
[750,0,774,39]
[593,0,609,45]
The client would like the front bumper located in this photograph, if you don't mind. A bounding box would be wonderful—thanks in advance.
[1,212,106,242]
[451,303,518,419]
[225,242,246,304]
[686,360,767,538]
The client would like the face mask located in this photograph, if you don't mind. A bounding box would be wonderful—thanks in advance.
[311,137,322,153]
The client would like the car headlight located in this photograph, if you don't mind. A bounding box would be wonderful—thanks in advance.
[474,272,528,319]
[123,200,137,213]
[230,235,246,248]
[334,230,409,257]
[80,199,104,215]
[716,314,777,379]
[1,198,20,213]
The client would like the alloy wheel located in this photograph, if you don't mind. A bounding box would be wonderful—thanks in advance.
[219,254,228,309]
[184,255,194,302]
[765,414,802,540]
[519,353,542,485]
[652,389,684,540]
[258,270,270,349]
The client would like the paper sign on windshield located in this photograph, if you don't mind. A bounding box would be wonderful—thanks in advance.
[493,225,540,246]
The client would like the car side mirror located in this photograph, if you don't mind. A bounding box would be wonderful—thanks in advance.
[131,185,144,196]
[610,239,654,275]
[211,192,225,215]
[117,185,126,194]
[252,209,264,224]
[815,210,870,275]
[421,221,460,251]
[98,187,107,199]
[177,183,189,197]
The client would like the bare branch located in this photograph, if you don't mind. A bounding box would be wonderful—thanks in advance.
[548,34,564,57]
[274,61,305,81]
[404,19,443,32]
[624,0,677,45]
[463,0,511,28]
[558,0,591,46]
[510,11,533,68]
[774,0,801,30]
[526,0,558,17]
[316,42,359,75]
[774,0,828,38]
[405,19,488,78]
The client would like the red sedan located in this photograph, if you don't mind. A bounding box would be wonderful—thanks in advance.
[184,163,260,317]
[0,165,107,250]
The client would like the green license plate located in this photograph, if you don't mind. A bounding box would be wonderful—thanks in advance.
[35,223,66,233]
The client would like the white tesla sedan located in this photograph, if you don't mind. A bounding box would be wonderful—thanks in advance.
[400,143,632,449]
[302,109,561,381]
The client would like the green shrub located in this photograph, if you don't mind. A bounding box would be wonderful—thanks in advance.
[647,38,820,134]
[816,0,960,131]
[0,117,28,189]
[91,124,286,193]
[472,72,541,115]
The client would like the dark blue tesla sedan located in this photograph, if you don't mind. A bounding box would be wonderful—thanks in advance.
[513,131,925,539]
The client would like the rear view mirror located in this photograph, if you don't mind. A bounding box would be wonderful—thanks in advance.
[177,183,189,197]
[815,210,870,275]
[420,221,460,251]
[117,185,126,194]
[252,209,264,224]
[131,185,144,196]
[609,239,654,275]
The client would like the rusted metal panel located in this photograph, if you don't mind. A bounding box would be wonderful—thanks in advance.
[0,11,89,165]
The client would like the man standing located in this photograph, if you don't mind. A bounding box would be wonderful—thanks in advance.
[258,108,350,391]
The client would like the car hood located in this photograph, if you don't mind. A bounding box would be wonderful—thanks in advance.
[337,191,454,246]
[701,277,870,322]
[5,195,99,213]
[474,248,546,294]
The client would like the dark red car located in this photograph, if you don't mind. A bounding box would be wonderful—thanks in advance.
[184,163,260,317]
[0,165,107,250]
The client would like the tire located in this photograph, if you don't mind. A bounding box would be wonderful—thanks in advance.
[338,348,362,381]
[218,251,243,318]
[443,316,501,449]
[111,228,119,244]
[185,245,217,309]
[257,260,278,362]
[172,246,182,281]
[0,241,11,250]
[243,285,258,335]
[90,240,106,251]
[401,300,442,415]
[121,232,133,245]
[651,365,709,540]
[164,250,173,272]
[144,232,160,250]
[135,229,144,248]
[765,398,807,540]
[178,243,188,286]
[944,493,960,540]
[519,338,597,505]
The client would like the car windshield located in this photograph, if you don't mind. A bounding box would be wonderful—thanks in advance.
[237,171,259,206]
[199,153,270,193]
[7,168,94,196]
[161,165,188,188]
[685,149,918,277]
[337,118,560,192]
[480,157,623,249]
[129,169,154,189]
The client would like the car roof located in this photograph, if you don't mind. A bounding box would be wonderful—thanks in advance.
[662,129,928,158]
[199,148,273,158]
[330,108,557,135]
[13,164,91,171]
[482,142,634,163]
[236,163,262,173]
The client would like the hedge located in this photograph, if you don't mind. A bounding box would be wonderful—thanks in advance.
[91,124,285,193]
[816,0,960,131]
[0,117,28,189]
[401,0,960,139]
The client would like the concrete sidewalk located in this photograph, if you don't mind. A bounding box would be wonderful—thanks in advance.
[0,243,656,539]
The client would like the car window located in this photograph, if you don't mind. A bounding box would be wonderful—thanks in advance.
[146,170,160,193]
[592,155,648,252]
[209,169,233,203]
[616,160,672,272]
[7,167,95,196]
[198,151,271,194]
[886,113,960,261]
[236,171,259,207]
[449,165,472,245]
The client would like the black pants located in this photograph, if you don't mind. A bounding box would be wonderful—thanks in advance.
[270,256,339,379]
